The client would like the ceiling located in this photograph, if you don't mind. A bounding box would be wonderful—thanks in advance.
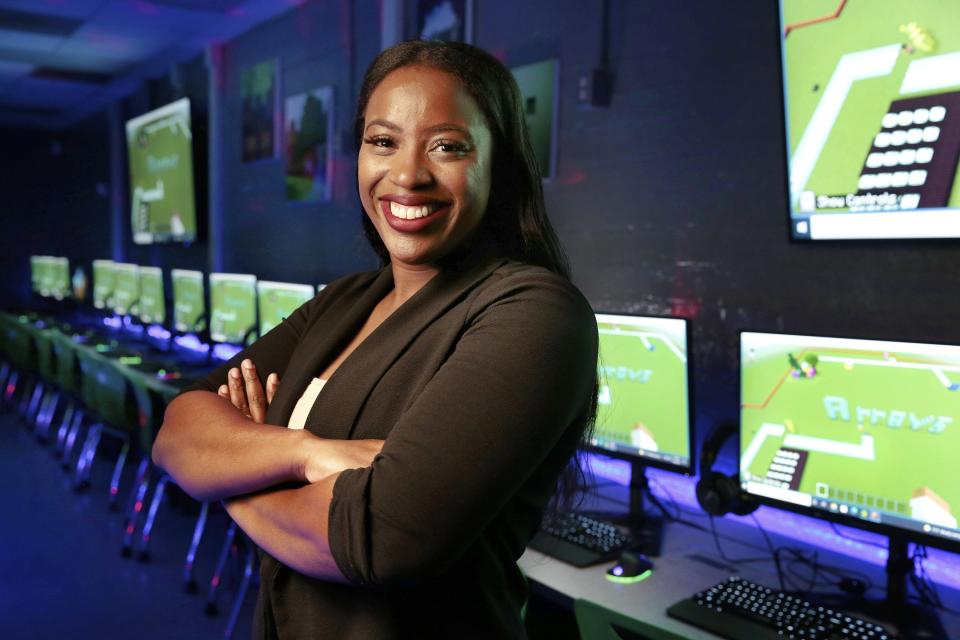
[0,0,302,130]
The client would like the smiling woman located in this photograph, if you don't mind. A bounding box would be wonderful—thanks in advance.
[152,40,598,639]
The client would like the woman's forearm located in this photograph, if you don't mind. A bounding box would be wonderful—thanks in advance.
[224,473,348,582]
[152,390,311,502]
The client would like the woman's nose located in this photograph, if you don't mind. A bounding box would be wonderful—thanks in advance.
[389,148,433,188]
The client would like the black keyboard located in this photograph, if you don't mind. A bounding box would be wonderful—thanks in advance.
[528,511,631,567]
[667,576,893,640]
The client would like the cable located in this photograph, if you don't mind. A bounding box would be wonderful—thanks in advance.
[829,522,887,549]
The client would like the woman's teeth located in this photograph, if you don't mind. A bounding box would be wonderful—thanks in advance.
[389,201,437,219]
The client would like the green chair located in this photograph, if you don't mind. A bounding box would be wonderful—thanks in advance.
[29,325,62,440]
[0,313,37,413]
[73,347,138,507]
[575,598,687,640]
[48,329,86,457]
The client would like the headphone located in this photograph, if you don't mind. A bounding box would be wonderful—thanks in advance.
[695,422,758,517]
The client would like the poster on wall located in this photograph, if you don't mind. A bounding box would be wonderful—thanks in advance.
[416,0,473,43]
[284,87,335,202]
[510,58,558,180]
[241,59,279,163]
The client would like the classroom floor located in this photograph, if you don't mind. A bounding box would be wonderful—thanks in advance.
[0,409,254,640]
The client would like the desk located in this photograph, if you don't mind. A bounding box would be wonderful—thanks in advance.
[520,495,960,639]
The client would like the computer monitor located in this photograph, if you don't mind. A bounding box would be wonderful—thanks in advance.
[590,314,693,472]
[138,266,165,326]
[171,268,205,334]
[584,314,694,552]
[779,1,960,240]
[112,263,140,317]
[740,331,960,632]
[48,257,70,301]
[30,256,49,297]
[126,97,198,245]
[256,280,314,336]
[92,260,117,311]
[209,272,257,347]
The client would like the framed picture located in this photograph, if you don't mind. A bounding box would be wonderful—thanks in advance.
[285,87,335,202]
[415,0,473,43]
[510,58,559,180]
[241,59,279,163]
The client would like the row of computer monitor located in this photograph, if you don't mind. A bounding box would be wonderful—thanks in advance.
[28,257,322,349]
[30,258,960,555]
[593,314,959,556]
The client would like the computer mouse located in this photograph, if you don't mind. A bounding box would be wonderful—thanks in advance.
[605,550,654,583]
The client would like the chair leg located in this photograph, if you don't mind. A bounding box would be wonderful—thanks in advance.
[3,369,19,408]
[137,474,169,562]
[19,377,39,419]
[122,459,153,557]
[184,501,210,592]
[205,521,238,616]
[108,440,131,510]
[0,362,10,401]
[36,389,61,441]
[55,400,76,456]
[74,423,102,490]
[25,379,44,424]
[62,409,86,469]
[224,544,257,639]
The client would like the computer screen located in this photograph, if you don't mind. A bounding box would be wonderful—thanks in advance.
[112,263,140,316]
[30,256,43,295]
[256,280,314,336]
[171,268,205,334]
[92,260,116,310]
[209,273,257,345]
[138,266,165,325]
[740,331,960,550]
[780,1,960,240]
[589,314,693,472]
[126,97,197,245]
[48,257,70,300]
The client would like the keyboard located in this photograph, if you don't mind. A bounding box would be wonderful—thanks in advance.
[528,511,631,567]
[667,576,893,640]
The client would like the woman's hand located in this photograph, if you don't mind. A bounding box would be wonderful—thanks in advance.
[218,358,280,424]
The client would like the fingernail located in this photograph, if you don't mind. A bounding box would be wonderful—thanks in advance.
[242,359,254,369]
[230,368,240,379]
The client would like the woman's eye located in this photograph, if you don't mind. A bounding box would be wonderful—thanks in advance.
[364,136,394,149]
[433,139,470,155]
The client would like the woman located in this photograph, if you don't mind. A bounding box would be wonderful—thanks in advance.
[153,40,597,638]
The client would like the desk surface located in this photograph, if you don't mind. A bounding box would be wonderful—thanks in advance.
[520,501,960,639]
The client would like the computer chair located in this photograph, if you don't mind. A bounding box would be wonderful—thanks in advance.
[574,598,686,640]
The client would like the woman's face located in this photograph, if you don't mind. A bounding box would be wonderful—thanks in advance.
[358,65,493,268]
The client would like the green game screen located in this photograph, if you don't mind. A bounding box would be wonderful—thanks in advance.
[48,257,70,300]
[92,260,116,310]
[781,0,960,240]
[590,314,691,469]
[209,273,257,345]
[256,281,314,336]
[741,332,960,545]
[30,256,43,294]
[138,266,165,325]
[112,263,140,316]
[171,269,205,333]
[126,97,197,245]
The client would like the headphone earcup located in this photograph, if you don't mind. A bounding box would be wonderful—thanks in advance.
[717,473,758,516]
[695,471,727,516]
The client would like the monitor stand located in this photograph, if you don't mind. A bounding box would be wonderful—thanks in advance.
[818,534,948,640]
[585,461,666,557]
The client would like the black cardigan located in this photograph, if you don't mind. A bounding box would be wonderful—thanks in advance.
[187,254,598,639]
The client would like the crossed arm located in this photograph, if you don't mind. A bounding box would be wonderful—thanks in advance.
[152,359,383,581]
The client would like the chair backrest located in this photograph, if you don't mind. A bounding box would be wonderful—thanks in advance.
[0,313,36,372]
[574,598,683,640]
[49,331,81,394]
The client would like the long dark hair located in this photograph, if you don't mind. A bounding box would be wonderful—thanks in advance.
[354,40,570,279]
[355,40,594,508]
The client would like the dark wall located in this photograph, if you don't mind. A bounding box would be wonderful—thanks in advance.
[218,0,382,285]
[0,116,111,310]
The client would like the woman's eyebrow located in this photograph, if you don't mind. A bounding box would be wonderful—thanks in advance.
[365,119,472,138]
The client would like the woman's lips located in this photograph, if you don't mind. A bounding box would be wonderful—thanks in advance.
[380,198,451,233]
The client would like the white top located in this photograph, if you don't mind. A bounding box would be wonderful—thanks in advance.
[287,377,327,430]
